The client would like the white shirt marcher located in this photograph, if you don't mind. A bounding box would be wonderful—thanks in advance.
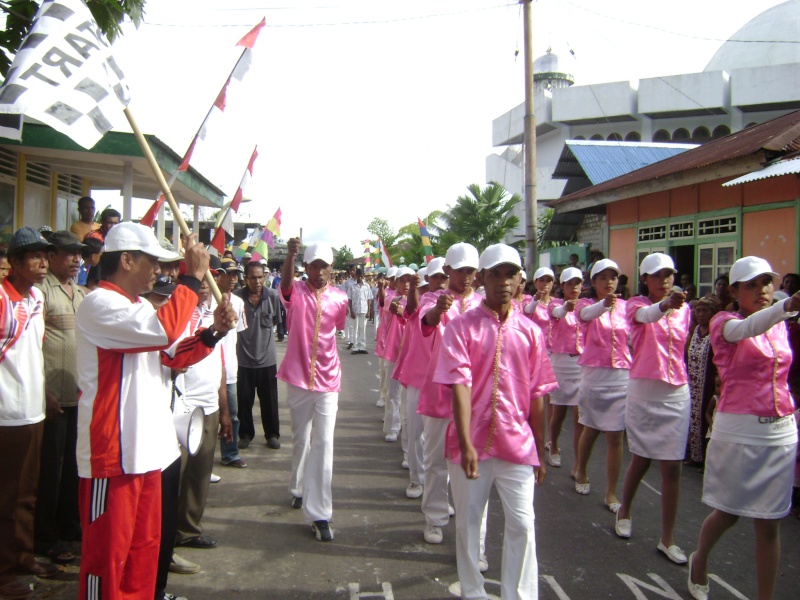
[348,281,374,352]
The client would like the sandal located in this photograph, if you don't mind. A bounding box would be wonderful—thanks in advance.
[45,543,76,565]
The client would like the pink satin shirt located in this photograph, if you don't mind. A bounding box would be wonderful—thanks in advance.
[627,296,690,385]
[276,281,348,393]
[417,289,484,418]
[392,305,432,388]
[381,295,408,363]
[527,297,562,349]
[576,298,632,370]
[434,304,558,466]
[374,288,396,357]
[710,312,795,417]
[549,303,584,356]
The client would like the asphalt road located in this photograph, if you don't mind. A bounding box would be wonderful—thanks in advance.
[30,321,800,599]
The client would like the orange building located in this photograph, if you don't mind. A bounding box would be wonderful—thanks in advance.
[549,111,800,295]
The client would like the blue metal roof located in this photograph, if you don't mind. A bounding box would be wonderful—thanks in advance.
[554,140,698,185]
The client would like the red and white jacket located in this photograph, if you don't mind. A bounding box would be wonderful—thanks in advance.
[76,281,212,479]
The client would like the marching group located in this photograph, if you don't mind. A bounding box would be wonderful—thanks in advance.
[1,198,799,600]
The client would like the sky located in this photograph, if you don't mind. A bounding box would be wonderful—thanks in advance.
[92,0,790,252]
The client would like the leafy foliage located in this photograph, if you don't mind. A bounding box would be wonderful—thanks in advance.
[0,0,146,77]
[395,209,444,265]
[366,218,398,249]
[537,208,571,250]
[333,245,354,270]
[439,182,522,252]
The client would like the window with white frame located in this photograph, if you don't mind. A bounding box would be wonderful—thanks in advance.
[669,221,694,239]
[697,242,737,297]
[638,224,666,242]
[697,216,737,237]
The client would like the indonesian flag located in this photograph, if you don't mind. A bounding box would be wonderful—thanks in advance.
[209,146,257,254]
[210,208,234,255]
[263,208,281,249]
[378,237,393,268]
[230,146,257,213]
[0,0,130,148]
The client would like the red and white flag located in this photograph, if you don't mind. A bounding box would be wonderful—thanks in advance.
[210,146,258,254]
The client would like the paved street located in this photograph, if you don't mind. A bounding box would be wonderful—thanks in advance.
[29,321,800,599]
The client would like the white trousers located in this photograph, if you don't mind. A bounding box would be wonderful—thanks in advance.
[354,313,368,351]
[287,384,338,522]
[405,386,425,485]
[449,459,537,600]
[421,415,450,526]
[400,385,409,453]
[383,361,402,435]
[345,312,355,343]
[378,358,390,403]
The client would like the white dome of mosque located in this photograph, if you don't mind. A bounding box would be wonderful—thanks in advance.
[534,48,563,74]
[704,0,800,72]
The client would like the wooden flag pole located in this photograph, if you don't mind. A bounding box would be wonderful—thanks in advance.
[124,107,223,303]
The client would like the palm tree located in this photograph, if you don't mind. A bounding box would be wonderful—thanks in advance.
[439,182,522,252]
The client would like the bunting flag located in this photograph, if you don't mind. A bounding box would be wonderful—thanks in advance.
[233,238,249,259]
[0,0,130,148]
[178,19,265,172]
[263,207,281,249]
[209,146,258,254]
[251,227,271,262]
[418,218,433,263]
[378,237,393,268]
[141,19,264,225]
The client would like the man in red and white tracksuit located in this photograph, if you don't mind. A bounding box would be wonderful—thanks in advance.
[75,223,236,600]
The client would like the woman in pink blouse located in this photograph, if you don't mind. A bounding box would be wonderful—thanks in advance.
[687,257,800,600]
[574,259,631,514]
[615,253,691,565]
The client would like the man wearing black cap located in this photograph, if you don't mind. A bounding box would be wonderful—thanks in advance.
[33,231,87,566]
[0,227,58,599]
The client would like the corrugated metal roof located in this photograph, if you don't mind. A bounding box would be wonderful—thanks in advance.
[550,110,800,208]
[553,141,697,185]
[542,211,583,242]
[722,156,800,186]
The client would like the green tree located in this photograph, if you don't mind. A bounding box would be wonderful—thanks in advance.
[366,217,400,265]
[439,182,522,252]
[333,245,354,270]
[1,0,146,77]
[537,208,571,250]
[395,210,444,265]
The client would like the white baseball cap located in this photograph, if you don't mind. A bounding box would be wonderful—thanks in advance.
[560,267,583,283]
[640,252,677,275]
[387,266,398,278]
[426,257,446,277]
[728,256,778,284]
[395,266,415,279]
[590,258,621,279]
[533,267,555,281]
[105,222,176,260]
[478,244,522,271]
[445,242,479,270]
[417,267,428,280]
[303,242,333,266]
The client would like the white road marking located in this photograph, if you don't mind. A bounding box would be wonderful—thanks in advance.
[642,480,662,496]
[542,575,572,600]
[617,573,682,599]
[348,582,394,599]
[709,574,750,599]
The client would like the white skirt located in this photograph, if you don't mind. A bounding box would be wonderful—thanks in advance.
[702,439,797,519]
[624,378,690,460]
[578,380,627,432]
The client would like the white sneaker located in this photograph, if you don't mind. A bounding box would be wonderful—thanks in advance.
[376,398,385,408]
[448,504,455,517]
[401,453,409,469]
[615,512,632,538]
[478,554,489,573]
[548,452,562,467]
[385,432,398,442]
[406,482,423,499]
[424,524,443,544]
[209,473,221,483]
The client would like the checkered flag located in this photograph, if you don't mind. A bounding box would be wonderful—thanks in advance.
[0,0,130,148]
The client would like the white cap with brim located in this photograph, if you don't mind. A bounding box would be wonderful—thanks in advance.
[445,242,479,270]
[417,267,428,280]
[590,258,621,279]
[640,252,677,275]
[560,267,583,283]
[478,244,522,271]
[426,257,446,277]
[387,266,398,278]
[304,242,334,266]
[395,266,415,279]
[729,256,779,284]
[533,267,555,281]
[104,222,176,260]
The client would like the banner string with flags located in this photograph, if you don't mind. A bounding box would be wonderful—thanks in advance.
[210,146,258,255]
[139,18,265,227]
[0,0,130,148]
[263,208,281,250]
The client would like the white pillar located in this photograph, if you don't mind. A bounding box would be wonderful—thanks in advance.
[122,161,133,221]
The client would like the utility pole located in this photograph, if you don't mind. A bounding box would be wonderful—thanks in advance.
[521,0,537,275]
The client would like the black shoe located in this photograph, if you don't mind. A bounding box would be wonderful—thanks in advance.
[238,438,250,449]
[312,520,333,542]
[360,350,369,354]
[291,496,303,509]
[175,534,217,549]
[266,436,281,450]
[277,337,285,342]
[351,350,360,355]
[346,342,353,349]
